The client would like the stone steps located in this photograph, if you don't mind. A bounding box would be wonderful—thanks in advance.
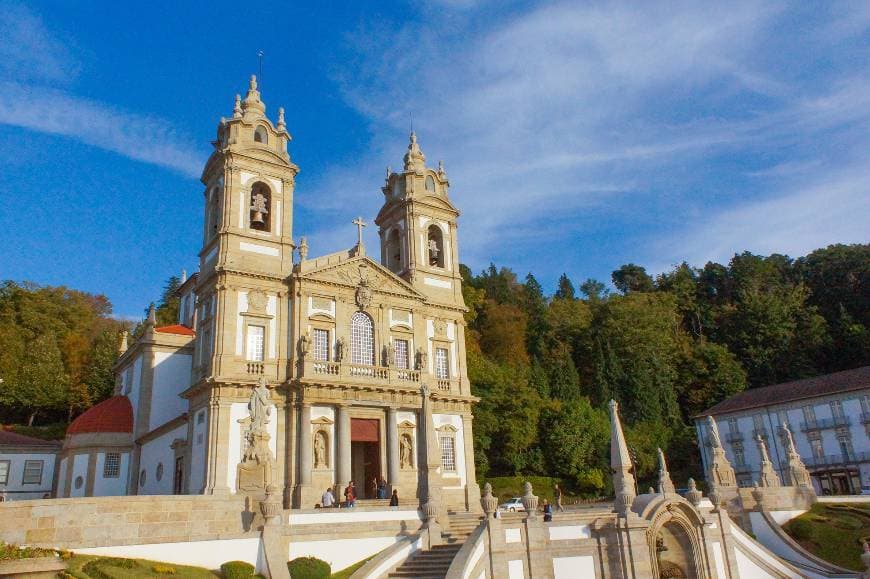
[387,513,484,579]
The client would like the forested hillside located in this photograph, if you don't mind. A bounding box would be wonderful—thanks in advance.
[464,243,869,493]
[0,244,867,490]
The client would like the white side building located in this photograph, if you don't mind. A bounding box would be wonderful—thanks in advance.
[0,431,61,501]
[695,365,870,495]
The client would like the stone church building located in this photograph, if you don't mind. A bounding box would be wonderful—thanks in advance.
[54,76,480,512]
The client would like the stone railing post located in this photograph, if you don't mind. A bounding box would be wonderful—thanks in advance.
[521,481,538,518]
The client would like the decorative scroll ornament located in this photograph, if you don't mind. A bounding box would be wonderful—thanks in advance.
[355,278,372,310]
[247,289,267,314]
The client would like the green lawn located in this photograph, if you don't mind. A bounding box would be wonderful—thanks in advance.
[65,554,218,578]
[782,502,870,571]
[330,554,375,578]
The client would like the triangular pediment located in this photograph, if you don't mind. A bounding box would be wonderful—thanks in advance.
[300,255,425,300]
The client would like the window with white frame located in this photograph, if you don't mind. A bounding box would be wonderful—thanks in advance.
[831,400,844,418]
[22,460,43,485]
[0,460,9,485]
[350,312,374,365]
[247,325,265,361]
[440,434,456,472]
[810,437,824,460]
[104,452,121,478]
[313,328,329,361]
[727,418,738,434]
[435,348,449,379]
[395,339,409,370]
[732,443,745,466]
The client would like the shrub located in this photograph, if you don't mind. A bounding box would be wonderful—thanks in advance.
[81,557,138,579]
[152,563,177,574]
[221,560,256,578]
[287,556,331,578]
[788,518,813,541]
[0,542,57,560]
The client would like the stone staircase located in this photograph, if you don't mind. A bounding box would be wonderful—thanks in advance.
[387,512,483,579]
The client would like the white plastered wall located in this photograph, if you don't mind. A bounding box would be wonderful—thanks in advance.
[92,452,130,496]
[138,424,186,495]
[227,402,278,493]
[70,453,89,498]
[150,352,192,430]
[189,408,208,494]
[56,457,68,497]
[0,452,56,500]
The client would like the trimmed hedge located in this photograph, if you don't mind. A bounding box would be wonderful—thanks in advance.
[287,556,330,578]
[221,560,256,578]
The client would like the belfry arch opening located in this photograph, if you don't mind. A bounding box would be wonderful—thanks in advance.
[385,229,402,272]
[254,125,268,144]
[249,182,271,232]
[427,225,444,268]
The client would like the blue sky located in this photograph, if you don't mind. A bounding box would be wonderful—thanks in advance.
[1,1,868,319]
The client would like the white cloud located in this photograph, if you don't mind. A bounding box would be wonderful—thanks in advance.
[306,0,870,276]
[0,81,202,178]
[0,2,202,178]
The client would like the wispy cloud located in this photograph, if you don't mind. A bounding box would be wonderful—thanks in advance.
[0,2,201,178]
[303,0,869,278]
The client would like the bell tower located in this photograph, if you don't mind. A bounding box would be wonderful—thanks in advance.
[375,133,464,306]
[193,75,298,390]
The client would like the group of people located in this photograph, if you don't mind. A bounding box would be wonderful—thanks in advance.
[319,479,400,509]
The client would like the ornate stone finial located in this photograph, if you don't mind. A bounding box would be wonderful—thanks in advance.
[260,484,282,525]
[118,330,129,355]
[685,478,703,507]
[706,415,722,448]
[181,269,187,283]
[242,75,265,115]
[233,94,242,118]
[298,237,308,262]
[705,415,737,489]
[609,400,636,516]
[657,448,676,495]
[146,303,157,327]
[423,493,438,522]
[386,166,392,181]
[521,481,539,515]
[277,107,286,130]
[438,159,446,178]
[756,435,781,488]
[481,482,498,516]
[781,423,813,489]
[403,131,426,171]
[648,487,655,495]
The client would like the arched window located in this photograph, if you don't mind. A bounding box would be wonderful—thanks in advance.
[425,175,436,192]
[427,225,444,268]
[385,229,402,272]
[350,312,374,365]
[249,182,271,232]
[254,125,268,144]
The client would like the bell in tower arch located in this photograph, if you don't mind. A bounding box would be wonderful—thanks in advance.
[249,182,271,231]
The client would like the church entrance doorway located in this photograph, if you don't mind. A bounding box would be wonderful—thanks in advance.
[350,418,381,499]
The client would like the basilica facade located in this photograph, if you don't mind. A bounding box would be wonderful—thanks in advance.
[53,76,480,512]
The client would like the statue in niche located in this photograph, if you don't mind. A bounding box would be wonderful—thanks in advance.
[415,347,428,371]
[428,238,440,264]
[400,433,413,469]
[314,431,327,468]
[386,342,396,367]
[335,337,346,362]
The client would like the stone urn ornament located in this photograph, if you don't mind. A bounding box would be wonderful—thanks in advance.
[521,481,539,516]
[481,482,499,517]
[685,478,703,507]
[260,484,282,526]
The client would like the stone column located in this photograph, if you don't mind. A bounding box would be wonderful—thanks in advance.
[337,404,352,489]
[298,403,312,485]
[419,385,444,522]
[462,413,481,511]
[204,399,232,496]
[387,406,400,489]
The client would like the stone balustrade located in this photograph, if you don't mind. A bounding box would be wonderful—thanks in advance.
[301,359,457,393]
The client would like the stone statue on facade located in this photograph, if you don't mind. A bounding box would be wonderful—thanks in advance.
[400,433,413,469]
[415,347,428,371]
[756,435,781,488]
[335,337,346,362]
[298,237,308,261]
[299,331,310,357]
[781,423,812,488]
[314,431,327,469]
[386,342,396,367]
[236,377,275,494]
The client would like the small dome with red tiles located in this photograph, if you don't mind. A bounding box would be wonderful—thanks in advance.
[68,395,133,435]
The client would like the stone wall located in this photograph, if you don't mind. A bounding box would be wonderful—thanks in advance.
[0,495,252,549]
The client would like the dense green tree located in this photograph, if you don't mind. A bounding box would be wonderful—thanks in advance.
[677,339,747,419]
[612,263,655,294]
[541,397,609,493]
[554,273,576,300]
[521,274,549,359]
[478,302,529,367]
[155,276,182,326]
[1,333,69,425]
[580,278,607,302]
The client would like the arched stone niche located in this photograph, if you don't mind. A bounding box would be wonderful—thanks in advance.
[645,500,707,579]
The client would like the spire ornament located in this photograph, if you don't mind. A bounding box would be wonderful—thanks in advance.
[277,107,286,131]
[241,74,265,116]
[657,447,676,495]
[609,400,636,516]
[705,416,737,489]
[756,435,781,488]
[403,131,426,171]
[781,423,812,488]
[146,303,157,328]
[233,94,242,118]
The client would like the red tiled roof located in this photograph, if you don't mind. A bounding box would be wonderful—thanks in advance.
[68,396,134,435]
[0,429,61,447]
[155,324,195,336]
[700,366,870,417]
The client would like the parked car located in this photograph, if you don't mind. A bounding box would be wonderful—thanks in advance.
[499,497,526,512]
